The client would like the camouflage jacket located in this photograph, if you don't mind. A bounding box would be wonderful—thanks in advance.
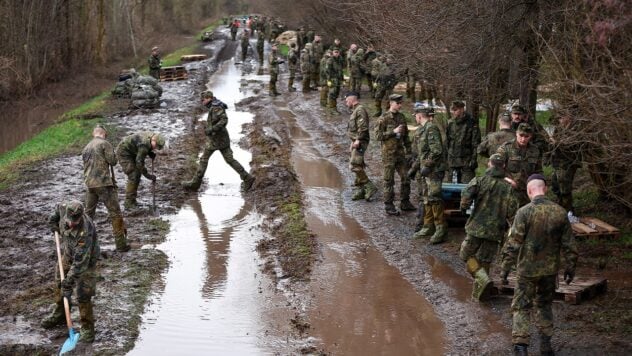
[48,204,99,285]
[511,117,549,154]
[319,56,329,85]
[478,128,515,158]
[501,195,578,277]
[287,47,299,70]
[204,99,231,150]
[461,167,517,241]
[240,33,249,49]
[446,113,481,168]
[412,120,446,173]
[363,50,377,73]
[546,123,582,169]
[82,137,117,188]
[375,62,396,88]
[348,103,370,143]
[148,54,161,70]
[326,56,343,84]
[312,42,324,72]
[269,52,280,75]
[370,58,382,78]
[256,34,264,52]
[300,50,311,74]
[349,52,364,77]
[375,110,411,158]
[496,139,542,192]
[116,132,156,178]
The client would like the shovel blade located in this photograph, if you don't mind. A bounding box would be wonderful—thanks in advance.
[59,327,80,355]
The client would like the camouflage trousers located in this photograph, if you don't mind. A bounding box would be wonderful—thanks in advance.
[350,145,369,186]
[552,165,578,212]
[511,274,556,345]
[418,171,444,203]
[328,83,341,100]
[302,73,311,92]
[269,71,278,94]
[311,66,320,86]
[288,68,296,88]
[382,154,410,203]
[119,157,144,205]
[241,44,248,61]
[320,85,329,106]
[257,48,264,65]
[459,234,499,265]
[349,75,362,93]
[85,186,127,248]
[149,69,160,80]
[449,166,475,184]
[195,144,248,181]
[55,264,97,303]
[374,85,392,113]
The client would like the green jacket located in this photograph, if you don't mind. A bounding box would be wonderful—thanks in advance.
[348,103,370,143]
[446,112,481,168]
[461,167,517,241]
[148,54,161,70]
[375,110,411,158]
[496,139,542,192]
[204,99,231,150]
[413,120,446,173]
[269,52,280,75]
[82,137,117,188]
[511,117,549,154]
[501,195,578,277]
[478,128,514,158]
[326,56,343,84]
[116,132,155,178]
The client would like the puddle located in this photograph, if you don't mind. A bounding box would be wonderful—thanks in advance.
[130,60,293,355]
[286,112,446,354]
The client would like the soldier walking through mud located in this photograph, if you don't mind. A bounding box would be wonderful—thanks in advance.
[268,45,282,96]
[116,132,165,209]
[325,48,343,114]
[459,153,517,301]
[409,105,448,243]
[182,90,255,192]
[287,42,299,92]
[311,35,324,88]
[229,18,240,41]
[256,31,265,67]
[300,43,312,93]
[375,94,415,216]
[446,100,481,183]
[240,29,250,62]
[318,50,331,107]
[82,124,130,252]
[148,46,161,80]
[345,91,377,202]
[42,201,99,343]
[500,174,578,356]
[478,112,515,161]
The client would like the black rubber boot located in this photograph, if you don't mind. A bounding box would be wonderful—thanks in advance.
[513,343,528,356]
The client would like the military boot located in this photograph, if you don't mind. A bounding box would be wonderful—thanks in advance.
[241,174,255,192]
[414,205,435,238]
[540,334,554,356]
[41,297,65,329]
[472,267,493,301]
[351,187,365,201]
[181,177,201,191]
[513,344,528,356]
[385,202,400,216]
[320,88,328,107]
[79,302,95,343]
[400,200,416,211]
[364,181,378,202]
[113,217,130,252]
[430,224,447,244]
[328,98,339,114]
[124,182,138,209]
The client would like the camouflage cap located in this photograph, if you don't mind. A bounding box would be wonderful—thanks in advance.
[65,200,84,223]
[152,46,159,51]
[389,94,404,103]
[517,123,533,134]
[511,105,527,114]
[345,91,360,98]
[450,100,465,109]
[201,90,214,99]
[153,133,166,149]
[527,173,546,185]
[489,153,504,164]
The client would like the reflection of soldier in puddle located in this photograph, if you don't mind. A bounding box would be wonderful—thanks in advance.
[187,197,251,297]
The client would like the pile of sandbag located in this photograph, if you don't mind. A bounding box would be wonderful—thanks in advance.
[112,69,163,108]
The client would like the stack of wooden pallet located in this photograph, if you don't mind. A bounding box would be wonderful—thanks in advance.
[160,66,188,81]
[572,216,620,239]
[181,54,207,62]
[495,274,608,304]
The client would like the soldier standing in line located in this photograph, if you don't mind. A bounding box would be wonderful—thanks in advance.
[500,174,578,356]
[116,132,164,209]
[548,110,582,212]
[182,91,255,191]
[446,100,481,183]
[346,44,358,75]
[409,105,447,243]
[496,123,542,207]
[256,31,265,67]
[311,35,324,90]
[363,45,377,96]
[373,55,396,117]
[296,27,305,52]
[287,42,299,92]
[42,201,99,343]
[325,48,344,114]
[375,94,416,216]
[319,50,331,107]
[477,112,515,160]
[268,45,282,96]
[82,124,130,252]
[459,153,518,300]
[349,48,364,95]
[300,43,312,93]
[510,104,549,156]
[345,91,378,201]
[148,46,161,80]
[240,29,250,62]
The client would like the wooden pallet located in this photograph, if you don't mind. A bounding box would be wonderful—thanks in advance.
[572,216,620,239]
[495,273,607,304]
[160,66,188,81]
[181,54,207,61]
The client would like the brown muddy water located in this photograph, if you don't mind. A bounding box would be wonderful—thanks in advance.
[129,61,294,355]
[282,108,447,354]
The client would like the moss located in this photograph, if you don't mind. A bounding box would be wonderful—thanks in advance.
[277,193,315,277]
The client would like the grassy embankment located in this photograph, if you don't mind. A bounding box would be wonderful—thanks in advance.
[0,20,223,191]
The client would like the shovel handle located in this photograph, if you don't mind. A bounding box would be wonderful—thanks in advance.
[54,232,74,329]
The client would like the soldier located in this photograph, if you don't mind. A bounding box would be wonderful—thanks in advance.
[240,29,250,62]
[296,27,305,51]
[478,112,515,159]
[300,43,312,93]
[319,50,331,106]
[496,123,542,207]
[116,132,164,209]
[510,104,549,155]
[459,153,518,300]
[311,35,324,89]
[325,48,344,114]
[405,68,417,100]
[229,19,240,41]
[306,29,315,44]
[548,111,582,212]
[82,124,129,252]
[446,101,481,183]
[268,45,282,96]
[256,31,265,66]
[287,42,299,92]
[363,45,377,95]
[345,91,377,201]
[500,174,578,356]
[373,55,396,117]
[148,46,161,80]
[346,44,358,73]
[370,53,382,99]
[375,94,415,215]
[42,201,99,343]
[182,91,255,191]
[409,104,447,243]
[349,48,364,94]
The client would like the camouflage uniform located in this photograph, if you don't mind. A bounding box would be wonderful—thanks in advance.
[148,54,161,80]
[548,123,582,212]
[182,97,254,190]
[43,201,99,342]
[240,31,250,62]
[268,49,281,96]
[349,49,364,94]
[370,56,382,97]
[373,60,396,117]
[411,117,447,241]
[363,49,377,95]
[300,46,312,93]
[375,107,412,214]
[478,128,515,159]
[446,112,481,183]
[325,53,343,112]
[511,117,549,156]
[405,69,417,100]
[496,139,542,207]
[296,29,305,51]
[319,53,330,106]
[311,40,324,86]
[116,132,160,208]
[348,102,376,201]
[82,135,129,251]
[256,32,265,65]
[287,44,299,91]
[501,195,578,347]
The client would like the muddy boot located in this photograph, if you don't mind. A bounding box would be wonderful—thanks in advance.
[41,294,65,329]
[124,182,138,210]
[400,199,416,211]
[112,217,130,252]
[430,224,447,244]
[364,181,378,202]
[540,334,554,356]
[79,302,95,343]
[241,174,255,192]
[513,344,528,356]
[320,87,328,107]
[471,267,493,301]
[414,205,435,238]
[288,78,296,92]
[328,98,339,114]
[181,177,202,191]
[351,186,365,201]
[385,202,400,216]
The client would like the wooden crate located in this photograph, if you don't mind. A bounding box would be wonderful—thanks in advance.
[572,217,620,239]
[181,54,208,62]
[160,66,188,81]
[495,273,607,304]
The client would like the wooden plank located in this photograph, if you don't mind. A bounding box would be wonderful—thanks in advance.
[181,54,207,61]
[493,274,607,304]
[581,217,619,234]
[572,222,598,235]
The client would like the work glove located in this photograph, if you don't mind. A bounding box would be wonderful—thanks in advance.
[146,174,157,182]
[564,269,575,284]
[327,80,332,88]
[62,287,73,306]
[501,270,510,285]
[420,166,432,177]
[148,151,156,160]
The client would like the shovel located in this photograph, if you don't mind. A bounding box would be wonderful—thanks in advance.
[54,231,80,354]
[151,157,157,215]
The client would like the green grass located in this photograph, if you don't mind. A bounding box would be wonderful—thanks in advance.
[536,110,552,125]
[197,19,223,38]
[160,44,200,67]
[61,91,110,120]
